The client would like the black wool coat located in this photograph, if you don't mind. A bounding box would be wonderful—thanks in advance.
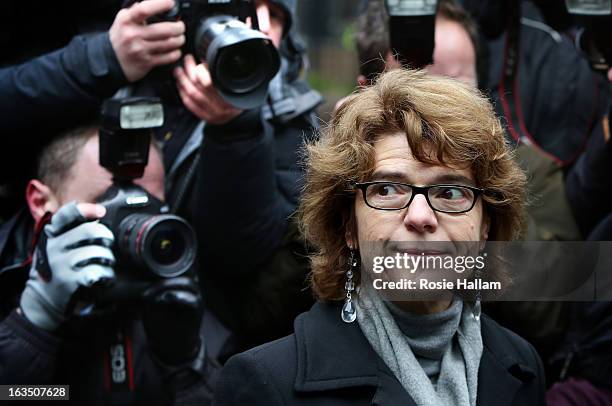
[213,302,546,405]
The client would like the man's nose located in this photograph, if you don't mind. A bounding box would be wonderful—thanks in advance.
[403,194,438,234]
[256,3,272,35]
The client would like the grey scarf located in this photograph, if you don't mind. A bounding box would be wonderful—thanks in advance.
[355,290,483,406]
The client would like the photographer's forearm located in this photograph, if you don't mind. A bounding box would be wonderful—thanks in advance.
[0,33,127,133]
[194,116,291,276]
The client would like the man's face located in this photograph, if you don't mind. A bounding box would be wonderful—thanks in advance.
[58,135,165,207]
[254,0,286,49]
[352,132,488,247]
[361,15,477,89]
[427,16,477,87]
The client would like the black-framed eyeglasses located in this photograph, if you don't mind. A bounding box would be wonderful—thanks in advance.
[352,181,484,214]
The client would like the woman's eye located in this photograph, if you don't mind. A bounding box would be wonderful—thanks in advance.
[437,187,467,200]
[377,185,393,196]
[376,185,397,196]
[373,183,402,197]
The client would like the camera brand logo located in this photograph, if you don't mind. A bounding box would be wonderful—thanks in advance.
[110,343,127,384]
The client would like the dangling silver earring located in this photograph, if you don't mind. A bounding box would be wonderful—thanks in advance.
[341,250,358,323]
[472,267,482,321]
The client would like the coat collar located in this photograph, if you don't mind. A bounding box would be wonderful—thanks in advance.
[293,301,379,392]
[293,302,537,405]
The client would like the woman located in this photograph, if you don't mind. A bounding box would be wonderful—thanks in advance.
[213,69,545,405]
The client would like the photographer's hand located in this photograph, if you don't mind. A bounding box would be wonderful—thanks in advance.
[174,54,243,125]
[110,0,186,82]
[141,277,204,366]
[20,202,116,331]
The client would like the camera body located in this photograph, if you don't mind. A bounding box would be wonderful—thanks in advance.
[152,0,281,109]
[96,97,197,300]
[97,182,196,281]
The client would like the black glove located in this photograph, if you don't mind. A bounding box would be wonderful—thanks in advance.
[141,277,204,366]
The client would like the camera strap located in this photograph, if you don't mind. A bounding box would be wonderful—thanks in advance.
[166,121,204,214]
[498,1,528,148]
[103,327,135,405]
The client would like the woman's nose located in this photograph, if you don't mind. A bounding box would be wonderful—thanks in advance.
[403,194,438,234]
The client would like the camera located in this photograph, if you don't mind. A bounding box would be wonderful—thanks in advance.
[97,97,197,290]
[565,0,612,73]
[150,0,281,109]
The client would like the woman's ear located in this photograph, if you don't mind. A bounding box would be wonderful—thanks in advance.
[345,209,359,250]
[345,229,358,250]
[480,212,490,242]
[26,180,60,224]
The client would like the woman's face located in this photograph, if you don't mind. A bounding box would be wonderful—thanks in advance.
[349,132,489,251]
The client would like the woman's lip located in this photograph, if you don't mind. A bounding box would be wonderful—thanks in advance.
[386,242,457,256]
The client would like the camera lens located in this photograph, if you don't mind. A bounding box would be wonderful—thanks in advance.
[149,224,186,266]
[216,42,264,93]
[118,214,196,278]
[195,15,280,109]
[227,50,256,81]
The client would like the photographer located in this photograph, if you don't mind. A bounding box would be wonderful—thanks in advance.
[0,0,185,217]
[158,0,321,356]
[2,0,319,364]
[458,0,609,168]
[561,3,612,240]
[0,126,216,405]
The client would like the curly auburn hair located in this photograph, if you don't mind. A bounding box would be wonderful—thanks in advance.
[298,69,526,301]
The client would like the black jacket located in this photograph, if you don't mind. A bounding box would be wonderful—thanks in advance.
[0,33,125,137]
[0,310,215,406]
[213,302,546,405]
[565,106,612,238]
[548,301,612,390]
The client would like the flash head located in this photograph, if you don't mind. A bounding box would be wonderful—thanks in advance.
[565,0,612,72]
[385,0,438,16]
[565,0,611,15]
[384,0,438,68]
[101,97,164,130]
[99,97,164,180]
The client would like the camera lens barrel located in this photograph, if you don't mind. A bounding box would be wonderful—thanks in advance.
[194,15,280,109]
[117,213,196,278]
